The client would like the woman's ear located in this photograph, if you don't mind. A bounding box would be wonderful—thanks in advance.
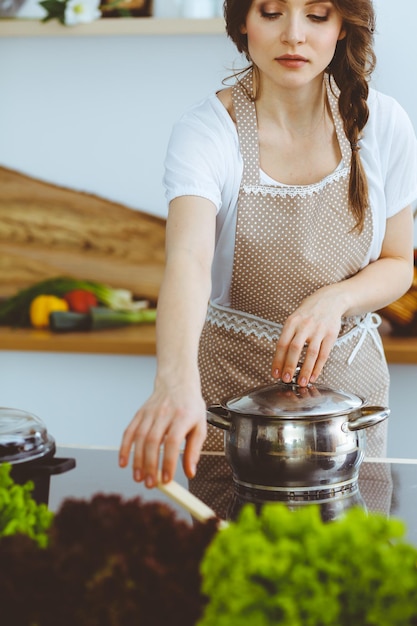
[240,22,247,35]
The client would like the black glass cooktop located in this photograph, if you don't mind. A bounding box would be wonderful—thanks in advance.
[49,447,417,545]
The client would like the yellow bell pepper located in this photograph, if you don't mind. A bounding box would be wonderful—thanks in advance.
[29,295,69,329]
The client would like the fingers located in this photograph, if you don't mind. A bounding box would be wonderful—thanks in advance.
[139,412,172,487]
[128,410,178,487]
[119,418,139,468]
[119,403,207,489]
[119,408,156,480]
[181,419,207,480]
[272,317,310,383]
[272,326,306,383]
[273,339,324,387]
[298,337,332,385]
[272,317,339,386]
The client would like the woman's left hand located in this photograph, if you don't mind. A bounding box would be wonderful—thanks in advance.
[272,206,415,387]
[271,287,344,386]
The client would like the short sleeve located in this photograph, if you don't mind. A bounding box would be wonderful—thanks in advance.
[380,97,417,217]
[163,96,235,213]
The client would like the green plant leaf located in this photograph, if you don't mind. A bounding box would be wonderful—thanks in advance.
[39,0,66,20]
[0,463,53,547]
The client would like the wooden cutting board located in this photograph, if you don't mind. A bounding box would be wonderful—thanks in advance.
[0,166,166,301]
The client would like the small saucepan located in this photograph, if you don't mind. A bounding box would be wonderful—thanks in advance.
[0,407,76,505]
[206,376,389,492]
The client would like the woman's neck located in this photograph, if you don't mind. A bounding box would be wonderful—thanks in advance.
[255,73,327,137]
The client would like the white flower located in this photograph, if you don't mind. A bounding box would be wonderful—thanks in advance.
[64,0,101,25]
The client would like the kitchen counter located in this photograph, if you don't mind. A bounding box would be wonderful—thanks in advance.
[1,324,417,363]
[50,446,417,545]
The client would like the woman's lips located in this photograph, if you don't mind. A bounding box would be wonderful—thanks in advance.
[276,55,308,68]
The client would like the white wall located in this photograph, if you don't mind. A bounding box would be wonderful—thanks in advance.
[0,32,238,218]
[0,350,156,448]
[372,0,417,123]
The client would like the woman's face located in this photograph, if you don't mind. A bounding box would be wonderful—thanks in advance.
[242,0,345,90]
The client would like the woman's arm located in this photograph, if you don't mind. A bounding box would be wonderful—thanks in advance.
[119,195,217,487]
[272,205,415,386]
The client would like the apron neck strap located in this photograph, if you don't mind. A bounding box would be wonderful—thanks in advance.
[324,74,352,166]
[232,70,260,185]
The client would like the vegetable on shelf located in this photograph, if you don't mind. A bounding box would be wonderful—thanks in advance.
[29,295,69,329]
[0,276,151,327]
[49,306,157,332]
[64,289,98,314]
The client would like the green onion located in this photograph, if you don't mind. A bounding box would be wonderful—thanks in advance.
[49,307,157,332]
[89,306,157,329]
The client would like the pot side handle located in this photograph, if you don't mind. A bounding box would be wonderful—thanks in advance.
[32,457,77,475]
[346,406,390,432]
[206,405,231,431]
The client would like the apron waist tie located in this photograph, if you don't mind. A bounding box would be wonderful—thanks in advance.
[345,312,385,365]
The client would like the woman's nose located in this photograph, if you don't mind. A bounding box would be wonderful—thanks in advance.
[280,16,306,46]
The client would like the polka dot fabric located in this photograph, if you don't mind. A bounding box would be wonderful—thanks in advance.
[191,70,390,507]
[199,316,279,451]
[230,72,373,324]
[359,462,393,516]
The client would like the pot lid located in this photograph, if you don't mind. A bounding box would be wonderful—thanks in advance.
[0,408,55,464]
[222,380,364,419]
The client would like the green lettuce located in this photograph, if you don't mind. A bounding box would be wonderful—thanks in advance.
[198,504,417,626]
[0,463,54,548]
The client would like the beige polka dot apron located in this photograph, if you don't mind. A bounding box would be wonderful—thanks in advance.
[190,71,390,515]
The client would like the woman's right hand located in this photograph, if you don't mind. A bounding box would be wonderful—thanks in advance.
[118,378,207,488]
[119,195,216,488]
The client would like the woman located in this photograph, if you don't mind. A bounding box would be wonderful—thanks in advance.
[119,0,417,508]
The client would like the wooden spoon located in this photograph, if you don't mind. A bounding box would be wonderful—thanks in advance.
[157,475,228,528]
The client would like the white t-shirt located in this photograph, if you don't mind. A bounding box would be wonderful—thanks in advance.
[163,87,417,307]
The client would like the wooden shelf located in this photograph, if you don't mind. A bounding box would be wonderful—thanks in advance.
[0,324,156,355]
[379,334,417,365]
[1,324,417,363]
[0,17,225,37]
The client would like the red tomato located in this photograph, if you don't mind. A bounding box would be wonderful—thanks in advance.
[64,289,98,314]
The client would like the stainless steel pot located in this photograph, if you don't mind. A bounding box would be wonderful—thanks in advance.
[206,376,389,492]
[227,480,366,523]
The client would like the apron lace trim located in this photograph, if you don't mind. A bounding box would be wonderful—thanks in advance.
[243,167,349,199]
[206,302,385,364]
[207,302,283,341]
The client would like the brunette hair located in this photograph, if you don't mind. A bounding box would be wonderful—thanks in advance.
[223,0,377,232]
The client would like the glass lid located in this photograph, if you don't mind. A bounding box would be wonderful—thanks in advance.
[222,380,364,419]
[0,407,55,463]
